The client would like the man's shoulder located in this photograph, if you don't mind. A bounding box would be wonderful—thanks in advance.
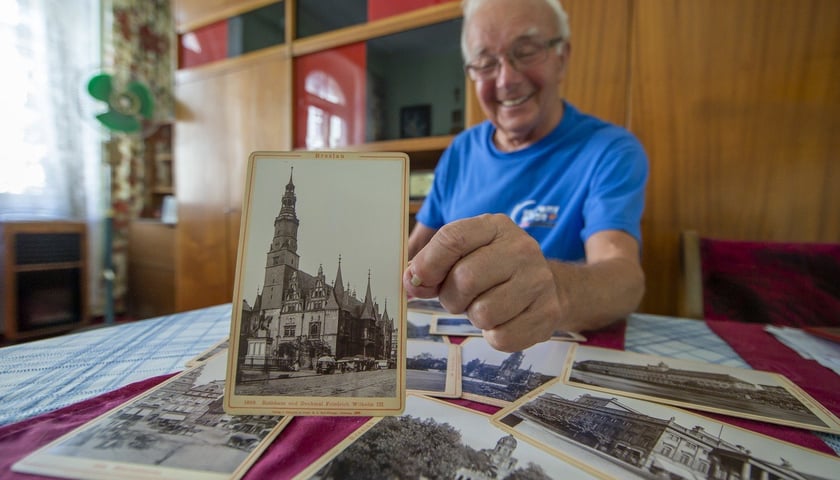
[567,104,638,144]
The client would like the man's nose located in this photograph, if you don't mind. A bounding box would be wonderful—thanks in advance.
[495,56,524,86]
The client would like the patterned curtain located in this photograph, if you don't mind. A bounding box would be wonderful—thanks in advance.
[102,0,173,312]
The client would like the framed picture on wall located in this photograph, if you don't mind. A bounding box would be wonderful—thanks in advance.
[400,104,431,138]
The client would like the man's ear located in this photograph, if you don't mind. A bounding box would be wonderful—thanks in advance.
[557,41,571,79]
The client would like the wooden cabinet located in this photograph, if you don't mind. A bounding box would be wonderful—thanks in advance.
[174,47,291,312]
[128,220,176,319]
[0,221,89,342]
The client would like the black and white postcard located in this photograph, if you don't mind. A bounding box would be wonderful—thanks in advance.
[461,337,575,407]
[406,339,461,398]
[225,151,408,416]
[293,394,601,480]
[187,337,230,367]
[407,309,446,342]
[13,352,289,480]
[494,378,840,480]
[566,345,840,433]
[431,315,586,342]
[407,297,450,315]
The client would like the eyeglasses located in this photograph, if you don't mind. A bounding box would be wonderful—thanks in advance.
[464,37,564,81]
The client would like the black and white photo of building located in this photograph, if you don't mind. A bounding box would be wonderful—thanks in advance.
[498,382,839,480]
[305,395,598,480]
[234,166,398,398]
[568,346,831,429]
[42,353,283,475]
[461,339,573,405]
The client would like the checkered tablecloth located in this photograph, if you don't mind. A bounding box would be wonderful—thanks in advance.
[0,304,232,426]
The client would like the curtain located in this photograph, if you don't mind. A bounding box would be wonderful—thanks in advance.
[0,0,105,314]
[101,0,173,314]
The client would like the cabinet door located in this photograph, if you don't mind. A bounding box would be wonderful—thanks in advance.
[175,52,292,312]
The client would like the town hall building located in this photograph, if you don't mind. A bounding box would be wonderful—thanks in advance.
[237,168,394,372]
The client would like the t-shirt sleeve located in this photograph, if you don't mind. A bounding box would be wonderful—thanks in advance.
[580,132,649,243]
[414,146,453,229]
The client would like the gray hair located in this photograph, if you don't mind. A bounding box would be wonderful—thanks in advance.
[460,0,571,61]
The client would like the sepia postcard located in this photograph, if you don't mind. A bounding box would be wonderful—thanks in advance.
[431,315,586,342]
[13,352,290,480]
[565,345,840,434]
[224,151,408,416]
[292,393,601,480]
[187,337,230,367]
[493,378,840,480]
[406,339,461,398]
[407,309,447,342]
[407,297,451,315]
[460,337,576,407]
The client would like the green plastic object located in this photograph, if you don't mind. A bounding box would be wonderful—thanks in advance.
[86,73,155,133]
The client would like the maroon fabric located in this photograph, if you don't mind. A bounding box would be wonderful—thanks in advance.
[581,317,627,350]
[0,323,629,479]
[706,319,840,455]
[0,374,176,480]
[700,238,840,327]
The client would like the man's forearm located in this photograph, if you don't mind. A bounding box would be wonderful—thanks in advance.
[549,257,645,332]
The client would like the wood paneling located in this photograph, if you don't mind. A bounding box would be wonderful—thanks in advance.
[631,0,840,314]
[128,220,175,319]
[175,52,291,312]
[562,0,632,126]
[173,0,277,33]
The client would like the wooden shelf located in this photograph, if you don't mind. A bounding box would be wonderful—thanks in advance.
[409,200,424,214]
[345,135,453,171]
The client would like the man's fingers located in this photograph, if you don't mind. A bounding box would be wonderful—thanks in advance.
[408,215,502,290]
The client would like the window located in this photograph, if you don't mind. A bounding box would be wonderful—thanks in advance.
[1,0,103,308]
[310,323,320,336]
[283,325,296,337]
[303,71,348,149]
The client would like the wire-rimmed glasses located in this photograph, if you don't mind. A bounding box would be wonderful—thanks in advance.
[464,37,564,81]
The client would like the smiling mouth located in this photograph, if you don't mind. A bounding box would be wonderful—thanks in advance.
[499,93,533,107]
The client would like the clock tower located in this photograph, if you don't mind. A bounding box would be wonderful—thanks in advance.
[261,168,300,310]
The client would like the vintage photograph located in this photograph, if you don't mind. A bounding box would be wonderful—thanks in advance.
[406,309,446,342]
[187,337,229,367]
[566,345,840,433]
[225,151,408,416]
[406,339,461,398]
[431,315,586,341]
[293,394,601,480]
[407,297,450,315]
[494,379,840,480]
[461,338,575,407]
[13,352,289,480]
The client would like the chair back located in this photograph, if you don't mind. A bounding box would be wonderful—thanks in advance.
[694,234,840,327]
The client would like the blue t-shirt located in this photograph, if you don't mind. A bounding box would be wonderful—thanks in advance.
[416,102,648,262]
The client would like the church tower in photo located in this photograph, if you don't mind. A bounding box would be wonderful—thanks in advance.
[261,169,300,310]
[239,166,394,373]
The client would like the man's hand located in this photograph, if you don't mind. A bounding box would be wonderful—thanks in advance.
[404,214,564,352]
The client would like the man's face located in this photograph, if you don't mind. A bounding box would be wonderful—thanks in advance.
[464,0,568,150]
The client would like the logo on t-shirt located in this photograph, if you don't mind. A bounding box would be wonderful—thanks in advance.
[510,200,559,228]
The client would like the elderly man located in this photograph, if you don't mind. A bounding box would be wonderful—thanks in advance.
[404,0,648,352]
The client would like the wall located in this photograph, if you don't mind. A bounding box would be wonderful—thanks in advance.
[629,0,840,314]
